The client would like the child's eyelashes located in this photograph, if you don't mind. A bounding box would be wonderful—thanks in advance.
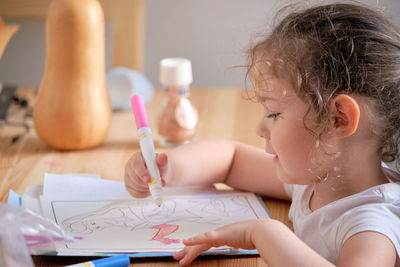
[266,113,281,119]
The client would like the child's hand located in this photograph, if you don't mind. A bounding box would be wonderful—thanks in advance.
[124,152,168,198]
[173,220,258,266]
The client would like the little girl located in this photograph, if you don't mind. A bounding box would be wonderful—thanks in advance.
[124,3,400,266]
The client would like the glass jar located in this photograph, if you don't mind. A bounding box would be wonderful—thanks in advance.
[157,58,198,146]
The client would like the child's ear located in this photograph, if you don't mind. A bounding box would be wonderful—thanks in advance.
[330,94,360,137]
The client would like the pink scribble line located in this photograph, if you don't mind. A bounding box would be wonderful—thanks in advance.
[150,224,180,245]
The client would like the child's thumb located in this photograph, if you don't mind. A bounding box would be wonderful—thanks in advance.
[156,153,169,180]
[156,153,168,167]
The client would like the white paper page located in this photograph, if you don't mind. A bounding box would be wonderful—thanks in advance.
[43,173,131,199]
[40,191,269,254]
[21,184,43,214]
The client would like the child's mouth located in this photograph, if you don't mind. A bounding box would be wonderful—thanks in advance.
[273,155,279,163]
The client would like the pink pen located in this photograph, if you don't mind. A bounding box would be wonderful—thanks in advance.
[131,94,163,206]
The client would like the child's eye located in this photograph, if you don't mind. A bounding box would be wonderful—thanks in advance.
[266,113,281,119]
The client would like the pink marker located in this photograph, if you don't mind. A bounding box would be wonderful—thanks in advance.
[131,94,163,206]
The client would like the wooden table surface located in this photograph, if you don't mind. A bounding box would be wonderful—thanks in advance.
[0,88,291,266]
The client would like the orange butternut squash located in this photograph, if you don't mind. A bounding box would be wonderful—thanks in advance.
[33,0,111,150]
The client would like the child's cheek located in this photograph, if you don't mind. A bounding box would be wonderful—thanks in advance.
[274,128,312,175]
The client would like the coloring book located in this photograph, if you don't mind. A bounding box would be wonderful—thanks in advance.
[9,173,270,257]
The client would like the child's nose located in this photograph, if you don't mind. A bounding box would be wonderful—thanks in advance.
[257,118,276,154]
[256,118,270,140]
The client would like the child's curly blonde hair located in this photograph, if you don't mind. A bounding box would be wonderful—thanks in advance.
[247,3,400,168]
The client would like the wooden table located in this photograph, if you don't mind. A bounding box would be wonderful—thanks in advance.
[0,88,291,266]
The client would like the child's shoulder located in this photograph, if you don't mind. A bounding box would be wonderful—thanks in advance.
[338,181,400,260]
[286,168,400,262]
[332,168,400,209]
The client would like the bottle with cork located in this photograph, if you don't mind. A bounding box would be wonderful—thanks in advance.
[157,58,198,147]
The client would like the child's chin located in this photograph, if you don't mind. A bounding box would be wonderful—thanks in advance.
[277,170,297,184]
[276,170,290,183]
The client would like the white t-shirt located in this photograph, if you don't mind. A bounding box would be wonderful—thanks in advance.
[284,168,400,264]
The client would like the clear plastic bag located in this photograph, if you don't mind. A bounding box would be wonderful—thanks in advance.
[0,203,77,267]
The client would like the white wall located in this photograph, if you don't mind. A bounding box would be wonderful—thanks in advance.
[0,0,399,88]
[145,0,400,88]
[144,0,277,88]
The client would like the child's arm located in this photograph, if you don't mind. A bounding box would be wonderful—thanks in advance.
[166,139,288,199]
[174,218,334,266]
[337,231,398,266]
[124,138,289,200]
[174,219,398,266]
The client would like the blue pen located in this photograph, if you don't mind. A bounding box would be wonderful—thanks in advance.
[64,255,130,267]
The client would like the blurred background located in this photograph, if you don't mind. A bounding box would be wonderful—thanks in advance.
[0,0,399,89]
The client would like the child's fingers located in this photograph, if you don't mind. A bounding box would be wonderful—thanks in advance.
[124,153,152,198]
[183,231,221,247]
[130,153,151,183]
[124,169,151,198]
[156,153,168,166]
[156,153,169,184]
[174,244,211,266]
[173,248,185,261]
[124,180,151,198]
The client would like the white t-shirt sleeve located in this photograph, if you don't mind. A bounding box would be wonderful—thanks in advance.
[337,204,400,259]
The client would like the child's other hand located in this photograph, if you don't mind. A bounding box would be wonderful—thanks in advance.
[124,152,168,198]
[173,220,257,266]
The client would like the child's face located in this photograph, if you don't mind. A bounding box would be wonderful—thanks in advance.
[255,76,325,185]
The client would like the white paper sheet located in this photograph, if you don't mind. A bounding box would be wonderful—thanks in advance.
[41,192,268,254]
[43,173,131,199]
[39,173,270,255]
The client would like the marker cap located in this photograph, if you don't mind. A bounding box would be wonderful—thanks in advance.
[131,94,149,129]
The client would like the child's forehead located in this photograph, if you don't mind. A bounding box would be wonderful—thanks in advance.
[254,75,296,102]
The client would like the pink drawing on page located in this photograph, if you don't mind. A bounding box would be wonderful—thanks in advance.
[150,224,180,245]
